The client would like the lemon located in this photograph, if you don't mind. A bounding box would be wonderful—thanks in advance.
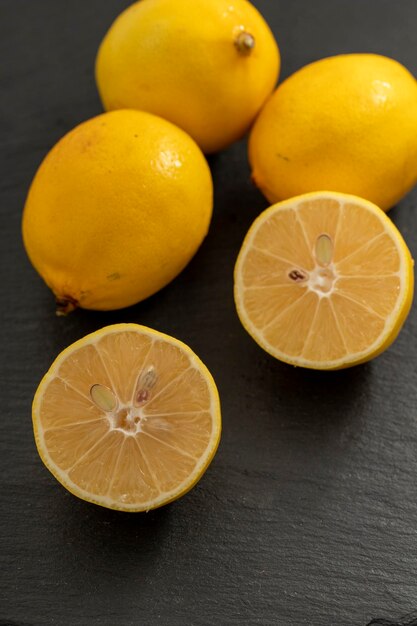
[32,324,221,511]
[22,109,213,313]
[249,54,417,211]
[234,192,414,369]
[95,0,280,153]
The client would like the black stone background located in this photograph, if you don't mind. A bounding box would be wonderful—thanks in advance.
[1,1,417,625]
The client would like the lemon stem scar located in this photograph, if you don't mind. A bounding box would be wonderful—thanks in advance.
[55,296,78,316]
[234,31,255,55]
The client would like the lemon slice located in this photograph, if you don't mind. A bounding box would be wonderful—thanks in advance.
[234,192,414,369]
[32,324,221,511]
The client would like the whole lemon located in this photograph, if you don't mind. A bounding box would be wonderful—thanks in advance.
[95,0,280,154]
[249,54,417,211]
[22,110,213,313]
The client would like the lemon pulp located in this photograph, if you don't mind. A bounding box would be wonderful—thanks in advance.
[234,192,414,369]
[33,324,221,511]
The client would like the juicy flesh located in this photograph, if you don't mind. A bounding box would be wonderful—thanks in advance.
[38,331,216,507]
[238,198,404,364]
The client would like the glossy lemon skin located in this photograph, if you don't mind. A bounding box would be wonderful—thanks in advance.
[249,55,417,211]
[96,0,280,153]
[22,110,213,311]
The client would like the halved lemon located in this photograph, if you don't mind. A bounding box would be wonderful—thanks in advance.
[234,192,414,369]
[32,324,221,511]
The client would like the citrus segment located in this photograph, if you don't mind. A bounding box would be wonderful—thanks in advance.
[234,192,414,369]
[252,210,315,270]
[262,290,320,359]
[33,324,221,511]
[68,432,126,497]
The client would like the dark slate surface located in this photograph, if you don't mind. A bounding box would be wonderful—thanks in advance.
[1,1,417,625]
